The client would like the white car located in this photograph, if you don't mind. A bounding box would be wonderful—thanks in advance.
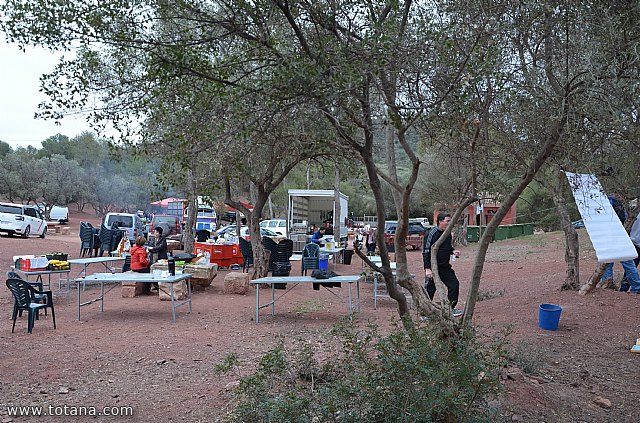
[0,202,48,238]
[259,219,287,236]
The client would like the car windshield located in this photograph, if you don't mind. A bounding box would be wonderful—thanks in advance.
[0,205,22,214]
[107,215,133,228]
[260,228,278,236]
[154,216,177,224]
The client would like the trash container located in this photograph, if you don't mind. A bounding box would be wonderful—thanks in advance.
[466,226,479,243]
[342,249,354,265]
[494,226,509,241]
[522,223,534,236]
[319,254,329,270]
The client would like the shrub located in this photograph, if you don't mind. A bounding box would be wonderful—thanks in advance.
[223,321,507,422]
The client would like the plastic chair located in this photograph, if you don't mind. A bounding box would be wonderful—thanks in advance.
[80,222,95,257]
[98,224,113,256]
[6,271,49,315]
[262,237,293,275]
[6,278,56,334]
[301,243,320,275]
[238,237,254,273]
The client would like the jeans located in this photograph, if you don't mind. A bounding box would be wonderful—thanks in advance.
[601,260,640,293]
[620,245,640,292]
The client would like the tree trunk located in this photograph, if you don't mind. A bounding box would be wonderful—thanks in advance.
[333,164,341,245]
[463,113,568,325]
[553,190,580,290]
[183,166,197,254]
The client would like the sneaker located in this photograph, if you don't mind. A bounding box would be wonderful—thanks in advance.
[452,308,464,318]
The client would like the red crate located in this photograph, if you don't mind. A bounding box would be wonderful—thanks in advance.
[16,258,48,272]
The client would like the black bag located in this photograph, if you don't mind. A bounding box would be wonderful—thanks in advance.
[272,262,291,277]
[311,269,341,290]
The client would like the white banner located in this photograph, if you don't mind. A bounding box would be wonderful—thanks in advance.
[565,172,637,263]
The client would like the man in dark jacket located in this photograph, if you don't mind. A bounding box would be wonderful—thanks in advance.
[423,212,463,317]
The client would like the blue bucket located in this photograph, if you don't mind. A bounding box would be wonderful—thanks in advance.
[318,258,329,270]
[538,303,562,331]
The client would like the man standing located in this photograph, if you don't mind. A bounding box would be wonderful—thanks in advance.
[423,213,463,317]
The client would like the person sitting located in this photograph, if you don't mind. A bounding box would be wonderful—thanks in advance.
[311,227,326,244]
[130,236,150,273]
[130,236,154,295]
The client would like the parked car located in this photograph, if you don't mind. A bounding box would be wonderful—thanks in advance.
[384,220,427,236]
[103,212,146,241]
[0,202,47,238]
[217,225,281,241]
[411,217,430,228]
[37,203,69,224]
[259,219,287,236]
[572,219,585,229]
[150,214,183,242]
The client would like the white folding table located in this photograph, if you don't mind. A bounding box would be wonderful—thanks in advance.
[73,272,193,322]
[250,275,362,323]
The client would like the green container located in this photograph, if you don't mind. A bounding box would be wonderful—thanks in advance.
[466,226,479,243]
[508,224,523,238]
[522,223,534,236]
[494,226,509,241]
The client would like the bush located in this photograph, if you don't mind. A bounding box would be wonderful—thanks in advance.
[223,321,507,422]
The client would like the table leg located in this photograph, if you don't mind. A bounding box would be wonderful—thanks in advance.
[170,282,176,323]
[357,278,361,313]
[271,284,275,316]
[255,284,260,323]
[77,280,81,320]
[100,282,105,312]
[348,282,353,318]
[187,278,192,314]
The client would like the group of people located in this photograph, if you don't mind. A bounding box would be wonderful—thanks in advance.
[129,226,168,294]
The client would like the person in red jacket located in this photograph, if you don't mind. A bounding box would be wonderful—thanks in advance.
[130,236,155,294]
[130,236,150,273]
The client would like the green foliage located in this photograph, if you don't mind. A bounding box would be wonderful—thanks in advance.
[510,340,545,376]
[517,182,563,231]
[213,352,239,375]
[223,321,507,422]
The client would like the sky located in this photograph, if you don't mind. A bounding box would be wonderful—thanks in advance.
[0,39,90,150]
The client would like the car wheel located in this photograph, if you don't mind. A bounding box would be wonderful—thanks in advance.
[40,226,47,238]
[22,226,30,238]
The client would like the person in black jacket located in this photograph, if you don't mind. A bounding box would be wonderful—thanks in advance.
[423,212,463,317]
[148,226,168,260]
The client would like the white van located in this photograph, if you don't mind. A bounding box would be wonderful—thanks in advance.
[104,212,145,241]
[259,218,287,236]
[0,202,47,238]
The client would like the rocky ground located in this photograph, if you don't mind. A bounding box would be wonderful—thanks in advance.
[1,211,639,422]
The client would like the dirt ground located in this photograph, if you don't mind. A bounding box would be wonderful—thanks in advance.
[1,211,639,422]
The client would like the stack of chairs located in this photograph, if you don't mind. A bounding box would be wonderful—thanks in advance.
[238,237,254,273]
[98,225,124,257]
[79,222,97,257]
